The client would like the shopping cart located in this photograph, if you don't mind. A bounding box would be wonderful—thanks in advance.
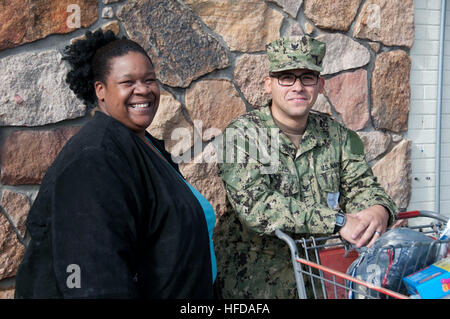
[275,211,450,299]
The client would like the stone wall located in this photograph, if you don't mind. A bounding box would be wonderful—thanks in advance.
[0,0,414,298]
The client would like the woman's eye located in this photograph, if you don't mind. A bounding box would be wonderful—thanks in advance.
[120,81,133,86]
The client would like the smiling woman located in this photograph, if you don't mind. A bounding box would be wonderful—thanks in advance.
[94,51,160,137]
[14,30,216,299]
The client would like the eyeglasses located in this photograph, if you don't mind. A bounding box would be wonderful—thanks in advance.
[273,72,319,87]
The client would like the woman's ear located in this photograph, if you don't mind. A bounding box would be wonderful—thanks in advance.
[94,81,106,103]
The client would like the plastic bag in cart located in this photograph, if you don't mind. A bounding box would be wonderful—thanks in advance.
[346,228,443,299]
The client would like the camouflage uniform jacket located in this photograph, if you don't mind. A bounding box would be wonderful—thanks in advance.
[214,105,398,299]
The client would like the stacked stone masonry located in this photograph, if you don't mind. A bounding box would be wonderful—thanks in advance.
[0,0,414,297]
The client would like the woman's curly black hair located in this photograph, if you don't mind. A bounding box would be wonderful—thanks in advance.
[63,29,152,107]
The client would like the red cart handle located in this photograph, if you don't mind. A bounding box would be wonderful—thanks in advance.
[397,211,420,219]
[397,210,449,223]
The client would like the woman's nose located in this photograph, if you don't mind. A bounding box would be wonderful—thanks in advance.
[134,82,151,95]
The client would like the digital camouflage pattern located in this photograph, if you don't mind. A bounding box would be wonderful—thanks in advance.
[266,35,326,73]
[214,104,398,299]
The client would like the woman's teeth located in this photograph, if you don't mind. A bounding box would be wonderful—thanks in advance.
[130,103,149,108]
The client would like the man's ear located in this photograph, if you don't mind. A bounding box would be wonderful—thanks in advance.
[94,81,106,103]
[264,76,272,94]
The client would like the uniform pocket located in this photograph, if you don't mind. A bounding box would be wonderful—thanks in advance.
[269,167,299,197]
[317,168,340,193]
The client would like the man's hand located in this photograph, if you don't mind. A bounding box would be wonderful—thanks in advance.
[338,205,389,248]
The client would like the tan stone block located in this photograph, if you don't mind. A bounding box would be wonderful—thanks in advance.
[304,22,315,35]
[147,89,194,157]
[357,131,391,162]
[0,127,81,186]
[0,212,26,280]
[371,50,411,133]
[372,139,411,209]
[316,33,371,75]
[288,23,305,37]
[368,42,381,53]
[311,93,332,116]
[304,0,362,31]
[0,288,15,299]
[267,0,302,18]
[0,50,86,126]
[233,54,270,108]
[354,0,414,48]
[0,0,98,51]
[324,69,369,131]
[0,190,30,238]
[185,0,283,52]
[118,0,229,88]
[185,79,246,142]
[70,21,120,44]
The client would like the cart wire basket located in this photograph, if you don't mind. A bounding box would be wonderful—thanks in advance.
[275,211,450,299]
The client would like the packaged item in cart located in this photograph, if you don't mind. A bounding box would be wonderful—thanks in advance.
[438,219,450,259]
[403,257,450,299]
[346,228,442,299]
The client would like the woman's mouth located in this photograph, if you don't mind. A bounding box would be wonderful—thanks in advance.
[129,103,150,109]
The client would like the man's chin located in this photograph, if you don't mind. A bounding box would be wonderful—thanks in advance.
[285,105,310,116]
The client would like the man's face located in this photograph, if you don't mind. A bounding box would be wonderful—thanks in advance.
[265,69,324,124]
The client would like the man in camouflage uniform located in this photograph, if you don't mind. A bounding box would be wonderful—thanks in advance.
[213,35,398,299]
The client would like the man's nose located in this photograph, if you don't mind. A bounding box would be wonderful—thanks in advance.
[291,78,304,91]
